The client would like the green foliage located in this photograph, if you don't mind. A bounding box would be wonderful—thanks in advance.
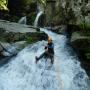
[79,24,85,30]
[85,53,90,60]
[38,0,46,6]
[26,36,33,43]
[20,0,46,7]
[27,12,36,25]
[18,0,32,6]
[86,24,90,30]
[79,23,90,31]
[0,0,8,10]
[31,15,36,25]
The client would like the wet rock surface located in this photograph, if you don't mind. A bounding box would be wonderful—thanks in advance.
[0,20,48,58]
[71,36,90,77]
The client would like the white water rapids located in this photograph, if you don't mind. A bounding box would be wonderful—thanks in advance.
[18,16,27,24]
[34,11,43,27]
[0,28,89,90]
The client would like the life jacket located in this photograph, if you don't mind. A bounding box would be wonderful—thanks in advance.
[47,42,54,54]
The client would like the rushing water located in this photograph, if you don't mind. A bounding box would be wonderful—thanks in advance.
[18,16,27,24]
[34,11,43,27]
[0,28,89,90]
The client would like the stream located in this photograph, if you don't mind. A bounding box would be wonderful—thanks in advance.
[0,28,89,90]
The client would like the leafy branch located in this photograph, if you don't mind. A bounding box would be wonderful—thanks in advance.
[0,0,8,10]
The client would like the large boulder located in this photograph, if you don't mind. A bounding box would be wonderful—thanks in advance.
[0,29,48,43]
[0,41,27,58]
[0,20,48,58]
[71,38,90,77]
[0,27,48,57]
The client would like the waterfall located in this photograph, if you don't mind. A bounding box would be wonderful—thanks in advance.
[0,28,89,90]
[18,16,27,24]
[34,11,43,27]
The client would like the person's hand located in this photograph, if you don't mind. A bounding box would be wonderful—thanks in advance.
[45,46,47,50]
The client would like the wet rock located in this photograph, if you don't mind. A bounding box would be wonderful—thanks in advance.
[45,25,67,34]
[46,24,80,38]
[0,29,48,57]
[0,20,48,58]
[0,20,48,43]
[71,38,90,77]
[0,45,4,58]
[8,0,37,17]
[44,0,90,26]
[51,26,65,34]
[0,41,27,58]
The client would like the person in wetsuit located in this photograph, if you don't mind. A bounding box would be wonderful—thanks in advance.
[36,37,54,64]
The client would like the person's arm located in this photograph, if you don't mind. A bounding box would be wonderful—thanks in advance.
[45,46,48,51]
[45,46,47,49]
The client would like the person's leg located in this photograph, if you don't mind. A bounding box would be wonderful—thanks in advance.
[50,54,54,64]
[36,52,46,63]
[43,52,49,62]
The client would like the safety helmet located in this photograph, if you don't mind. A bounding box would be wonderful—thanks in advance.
[48,37,52,43]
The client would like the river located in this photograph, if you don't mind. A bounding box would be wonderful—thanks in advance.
[0,28,89,90]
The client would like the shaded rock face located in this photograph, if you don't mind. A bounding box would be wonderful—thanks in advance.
[71,39,90,60]
[71,38,90,77]
[38,14,45,27]
[45,0,56,26]
[8,0,37,16]
[47,24,80,41]
[45,0,90,26]
[65,25,80,40]
[0,45,4,57]
[0,0,37,24]
[46,25,67,34]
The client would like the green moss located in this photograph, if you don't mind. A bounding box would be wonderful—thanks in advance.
[79,23,90,30]
[27,12,36,25]
[31,15,36,25]
[86,24,90,30]
[26,36,33,44]
[78,23,90,37]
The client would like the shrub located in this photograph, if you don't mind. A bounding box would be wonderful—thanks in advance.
[26,36,33,43]
[79,23,90,31]
[85,53,90,60]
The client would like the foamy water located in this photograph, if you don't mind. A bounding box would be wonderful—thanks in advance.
[0,28,89,90]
